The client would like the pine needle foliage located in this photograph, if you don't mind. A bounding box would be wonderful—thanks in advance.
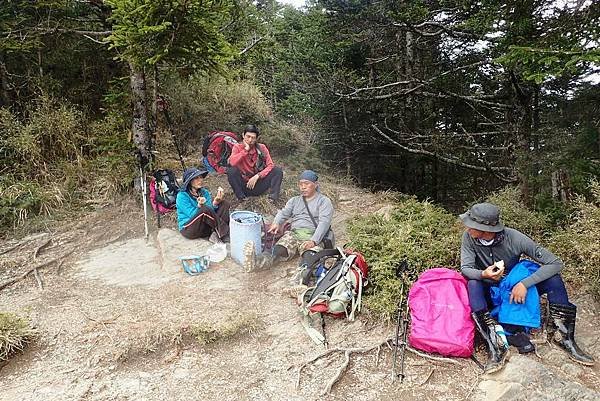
[347,197,462,319]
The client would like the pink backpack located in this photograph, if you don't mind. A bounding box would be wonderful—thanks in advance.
[408,267,474,357]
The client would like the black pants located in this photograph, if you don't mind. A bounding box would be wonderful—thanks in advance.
[181,200,230,240]
[226,166,283,201]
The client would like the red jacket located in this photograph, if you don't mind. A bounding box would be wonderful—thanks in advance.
[228,143,274,181]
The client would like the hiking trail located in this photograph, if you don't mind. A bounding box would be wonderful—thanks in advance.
[1,180,598,401]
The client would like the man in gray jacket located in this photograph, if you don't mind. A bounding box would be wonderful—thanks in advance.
[245,170,334,271]
[460,203,594,373]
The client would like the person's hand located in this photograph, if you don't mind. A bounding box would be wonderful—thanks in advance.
[481,264,504,282]
[302,240,317,250]
[510,282,528,304]
[197,196,206,206]
[244,141,250,151]
[213,186,224,204]
[246,174,259,189]
[267,223,280,234]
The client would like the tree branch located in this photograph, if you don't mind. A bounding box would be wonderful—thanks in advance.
[239,36,263,55]
[371,124,516,181]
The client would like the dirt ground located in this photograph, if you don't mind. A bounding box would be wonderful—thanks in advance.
[1,180,599,401]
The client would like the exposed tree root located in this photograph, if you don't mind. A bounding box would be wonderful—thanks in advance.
[296,338,463,395]
[33,238,52,260]
[0,250,75,291]
[0,233,49,256]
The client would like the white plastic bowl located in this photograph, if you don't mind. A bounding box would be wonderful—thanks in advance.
[206,243,227,263]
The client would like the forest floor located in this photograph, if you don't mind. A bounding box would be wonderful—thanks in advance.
[0,174,599,401]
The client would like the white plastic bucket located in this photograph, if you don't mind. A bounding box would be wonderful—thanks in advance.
[230,210,262,266]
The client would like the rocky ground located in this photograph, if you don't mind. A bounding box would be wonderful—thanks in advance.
[0,179,599,401]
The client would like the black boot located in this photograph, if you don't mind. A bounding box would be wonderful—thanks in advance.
[548,303,595,366]
[472,311,509,373]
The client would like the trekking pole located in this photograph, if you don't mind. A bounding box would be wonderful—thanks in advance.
[398,299,409,382]
[157,95,186,170]
[320,313,328,349]
[139,164,149,240]
[392,282,404,382]
[391,260,409,383]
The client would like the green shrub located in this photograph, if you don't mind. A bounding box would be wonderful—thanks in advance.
[486,186,550,240]
[0,178,52,228]
[260,118,326,169]
[0,97,86,177]
[0,313,35,362]
[161,75,272,150]
[347,197,462,319]
[549,180,600,298]
[0,98,134,232]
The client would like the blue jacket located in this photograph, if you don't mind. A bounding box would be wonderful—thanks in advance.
[490,260,541,329]
[176,188,215,231]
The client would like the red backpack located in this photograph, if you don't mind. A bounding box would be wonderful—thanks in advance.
[201,131,239,174]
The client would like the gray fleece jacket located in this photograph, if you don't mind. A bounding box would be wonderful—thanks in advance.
[274,193,334,245]
[460,227,563,288]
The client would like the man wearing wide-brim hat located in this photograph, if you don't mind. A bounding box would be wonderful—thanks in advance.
[460,202,595,373]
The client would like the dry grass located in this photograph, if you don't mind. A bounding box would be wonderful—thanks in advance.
[190,312,262,345]
[0,312,36,362]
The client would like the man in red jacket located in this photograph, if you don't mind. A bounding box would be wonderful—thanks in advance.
[227,124,283,202]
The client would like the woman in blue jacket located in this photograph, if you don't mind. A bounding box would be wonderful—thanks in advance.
[176,167,229,240]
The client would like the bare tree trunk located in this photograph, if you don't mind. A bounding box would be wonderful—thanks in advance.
[551,169,571,202]
[342,101,351,177]
[405,31,414,110]
[0,53,10,107]
[37,48,43,77]
[129,62,151,165]
[150,64,159,150]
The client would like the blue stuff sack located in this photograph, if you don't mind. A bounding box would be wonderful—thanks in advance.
[179,255,210,275]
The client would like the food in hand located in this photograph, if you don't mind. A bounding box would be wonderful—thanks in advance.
[492,260,505,272]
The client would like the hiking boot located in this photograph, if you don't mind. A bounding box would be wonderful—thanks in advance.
[255,253,274,270]
[548,303,595,366]
[472,311,510,374]
[243,242,275,272]
[243,241,256,272]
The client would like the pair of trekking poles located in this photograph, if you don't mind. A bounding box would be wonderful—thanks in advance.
[138,95,187,240]
[392,260,410,383]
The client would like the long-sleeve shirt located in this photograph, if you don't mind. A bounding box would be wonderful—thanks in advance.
[176,188,215,231]
[228,143,274,181]
[274,193,334,245]
[460,227,564,288]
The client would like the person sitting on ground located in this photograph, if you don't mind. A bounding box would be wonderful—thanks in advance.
[245,170,334,271]
[227,124,283,203]
[460,202,595,373]
[176,167,230,241]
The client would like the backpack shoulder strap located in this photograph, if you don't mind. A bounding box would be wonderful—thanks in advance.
[302,196,318,229]
[302,196,331,240]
